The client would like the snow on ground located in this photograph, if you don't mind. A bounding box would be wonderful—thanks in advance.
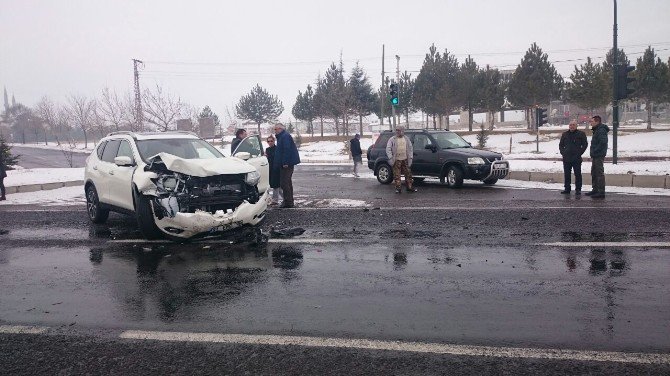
[4,168,84,186]
[0,186,85,206]
[508,160,669,176]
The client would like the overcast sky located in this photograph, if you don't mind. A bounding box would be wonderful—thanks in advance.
[1,0,669,123]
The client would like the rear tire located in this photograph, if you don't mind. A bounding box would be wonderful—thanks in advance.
[483,178,498,185]
[135,193,162,240]
[86,185,109,224]
[444,165,464,188]
[375,163,393,184]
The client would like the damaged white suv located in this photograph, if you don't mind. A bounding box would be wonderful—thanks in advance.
[84,131,269,240]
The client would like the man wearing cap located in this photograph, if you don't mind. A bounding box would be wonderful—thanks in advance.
[559,120,588,194]
[273,123,301,208]
[385,126,417,194]
[350,133,363,177]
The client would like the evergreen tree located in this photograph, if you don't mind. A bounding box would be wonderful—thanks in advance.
[507,43,564,128]
[198,105,221,135]
[476,124,489,148]
[3,87,9,114]
[603,48,630,105]
[235,84,284,135]
[313,75,327,137]
[634,46,670,129]
[0,134,20,169]
[397,71,415,125]
[321,62,347,135]
[414,44,447,129]
[292,85,316,137]
[348,63,376,136]
[479,65,505,129]
[435,49,462,130]
[565,57,609,114]
[460,55,482,131]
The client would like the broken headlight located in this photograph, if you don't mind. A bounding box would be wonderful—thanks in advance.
[245,171,261,186]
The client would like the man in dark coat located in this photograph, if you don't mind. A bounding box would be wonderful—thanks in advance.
[350,133,363,177]
[230,128,247,154]
[273,123,301,208]
[559,120,588,194]
[0,159,6,201]
[586,115,610,199]
[264,136,282,206]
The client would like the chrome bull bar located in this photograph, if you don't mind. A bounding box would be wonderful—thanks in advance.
[483,161,509,181]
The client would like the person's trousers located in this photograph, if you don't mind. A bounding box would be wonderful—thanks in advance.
[562,160,582,191]
[353,155,362,175]
[280,166,295,206]
[0,177,5,198]
[392,160,413,189]
[591,157,606,193]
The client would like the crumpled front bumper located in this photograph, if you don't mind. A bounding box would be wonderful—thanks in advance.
[154,190,269,239]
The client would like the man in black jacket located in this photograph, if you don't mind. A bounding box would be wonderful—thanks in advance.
[230,128,247,154]
[350,134,363,177]
[586,115,610,199]
[559,120,588,194]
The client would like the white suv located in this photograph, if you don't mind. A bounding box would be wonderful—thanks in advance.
[84,131,269,240]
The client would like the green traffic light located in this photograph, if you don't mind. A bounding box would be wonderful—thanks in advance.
[391,97,399,105]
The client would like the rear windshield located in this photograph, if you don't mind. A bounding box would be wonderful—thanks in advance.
[136,138,224,162]
[375,134,392,147]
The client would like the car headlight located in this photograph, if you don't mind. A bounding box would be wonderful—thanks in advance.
[467,157,486,165]
[245,170,261,185]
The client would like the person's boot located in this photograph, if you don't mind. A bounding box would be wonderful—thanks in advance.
[395,187,402,194]
[0,196,5,201]
[585,191,598,196]
[560,189,571,194]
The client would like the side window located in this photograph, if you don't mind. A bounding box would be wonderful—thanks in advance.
[234,136,263,157]
[412,134,431,150]
[101,140,121,163]
[375,134,391,148]
[96,141,107,159]
[117,140,135,162]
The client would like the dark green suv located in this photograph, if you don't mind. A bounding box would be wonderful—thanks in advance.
[366,129,509,188]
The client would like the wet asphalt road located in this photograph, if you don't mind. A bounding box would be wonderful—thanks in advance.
[1,165,670,375]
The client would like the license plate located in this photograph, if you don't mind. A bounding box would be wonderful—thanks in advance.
[494,163,507,169]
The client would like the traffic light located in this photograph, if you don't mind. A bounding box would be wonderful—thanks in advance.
[389,83,399,106]
[535,107,548,128]
[616,65,636,100]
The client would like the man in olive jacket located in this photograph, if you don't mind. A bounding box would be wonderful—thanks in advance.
[586,115,610,198]
[559,120,588,194]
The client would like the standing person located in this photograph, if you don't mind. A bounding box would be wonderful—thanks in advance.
[264,135,283,206]
[385,126,417,194]
[350,133,363,177]
[586,115,610,199]
[559,120,588,195]
[230,128,247,154]
[273,123,300,208]
[0,157,6,201]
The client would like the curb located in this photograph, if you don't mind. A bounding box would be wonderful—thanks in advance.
[5,180,85,194]
[506,171,668,189]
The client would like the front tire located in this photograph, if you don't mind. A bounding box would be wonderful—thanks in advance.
[136,193,162,240]
[483,178,498,185]
[86,185,109,224]
[376,163,393,184]
[444,165,464,188]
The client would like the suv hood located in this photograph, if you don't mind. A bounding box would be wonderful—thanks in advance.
[443,148,502,160]
[148,152,255,177]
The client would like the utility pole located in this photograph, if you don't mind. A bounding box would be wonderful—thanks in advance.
[132,59,144,131]
[395,55,400,126]
[391,80,396,129]
[612,0,619,164]
[381,45,385,130]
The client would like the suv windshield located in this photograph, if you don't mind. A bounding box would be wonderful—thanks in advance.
[136,138,224,162]
[432,132,471,149]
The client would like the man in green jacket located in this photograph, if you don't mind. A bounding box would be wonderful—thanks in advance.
[586,115,609,199]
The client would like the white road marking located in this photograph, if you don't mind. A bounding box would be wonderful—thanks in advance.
[542,242,670,247]
[107,238,344,244]
[0,325,49,334]
[118,330,670,365]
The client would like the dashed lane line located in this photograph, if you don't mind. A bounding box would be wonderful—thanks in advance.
[0,325,50,334]
[541,242,670,247]
[118,330,670,365]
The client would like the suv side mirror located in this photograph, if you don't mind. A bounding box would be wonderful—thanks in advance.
[425,144,437,152]
[114,156,134,167]
[235,151,251,161]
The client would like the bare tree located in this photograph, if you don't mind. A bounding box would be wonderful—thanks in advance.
[99,87,127,132]
[142,84,185,131]
[35,96,59,145]
[121,92,142,132]
[66,95,97,148]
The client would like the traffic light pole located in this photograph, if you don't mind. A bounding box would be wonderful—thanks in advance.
[381,44,385,130]
[612,0,619,164]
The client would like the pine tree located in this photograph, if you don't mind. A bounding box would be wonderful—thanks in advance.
[3,87,9,114]
[476,124,489,148]
[348,63,376,136]
[479,65,505,129]
[634,46,670,129]
[565,57,609,114]
[0,134,20,169]
[414,44,448,129]
[292,85,316,137]
[460,56,482,131]
[235,84,284,135]
[507,43,564,128]
[397,71,415,125]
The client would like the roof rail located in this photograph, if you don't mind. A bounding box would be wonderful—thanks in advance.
[106,131,136,137]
